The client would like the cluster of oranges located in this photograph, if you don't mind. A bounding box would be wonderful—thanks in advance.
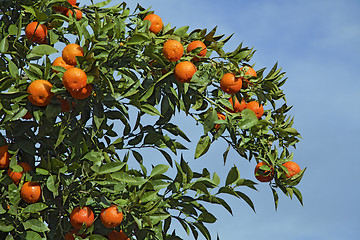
[66,205,129,240]
[143,14,302,184]
[24,0,82,44]
[25,43,92,119]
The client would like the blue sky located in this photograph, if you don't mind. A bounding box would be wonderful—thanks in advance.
[78,0,360,239]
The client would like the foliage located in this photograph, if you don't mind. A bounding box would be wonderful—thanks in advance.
[0,0,305,239]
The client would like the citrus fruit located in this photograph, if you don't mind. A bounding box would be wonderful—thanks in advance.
[62,43,84,66]
[227,97,246,113]
[66,8,83,21]
[57,98,72,112]
[241,66,257,89]
[62,67,87,92]
[144,13,163,34]
[162,39,184,62]
[282,161,301,178]
[27,79,54,107]
[174,61,197,83]
[245,101,264,119]
[215,113,226,130]
[68,0,76,5]
[20,181,41,203]
[107,230,130,240]
[100,205,124,228]
[25,22,47,44]
[220,73,242,94]
[187,40,207,60]
[7,162,31,185]
[70,206,95,229]
[0,145,10,169]
[69,84,92,99]
[64,229,86,240]
[53,5,67,14]
[254,162,274,182]
[52,56,74,73]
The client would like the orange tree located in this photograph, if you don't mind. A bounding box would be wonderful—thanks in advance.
[0,0,305,239]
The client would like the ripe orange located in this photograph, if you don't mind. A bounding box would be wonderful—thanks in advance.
[27,79,54,107]
[214,113,226,130]
[162,39,184,62]
[100,205,124,228]
[7,162,31,185]
[62,67,87,92]
[25,22,47,44]
[53,5,68,14]
[220,73,242,94]
[107,230,130,240]
[52,56,74,73]
[187,40,207,60]
[241,66,257,89]
[144,13,163,34]
[62,43,84,66]
[245,101,264,119]
[0,145,10,169]
[66,8,83,21]
[68,0,76,5]
[20,181,41,203]
[22,111,33,120]
[227,97,246,113]
[254,162,274,182]
[283,161,301,178]
[64,229,86,240]
[174,61,197,83]
[70,206,95,229]
[69,84,92,99]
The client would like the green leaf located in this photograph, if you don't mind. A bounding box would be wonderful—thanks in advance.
[8,60,19,78]
[23,203,48,213]
[0,37,9,53]
[25,231,42,240]
[195,135,211,159]
[238,109,258,129]
[29,45,58,56]
[141,104,161,116]
[0,220,14,232]
[197,211,217,223]
[174,26,189,37]
[23,219,49,232]
[225,166,239,186]
[127,33,150,45]
[150,164,169,177]
[98,162,126,174]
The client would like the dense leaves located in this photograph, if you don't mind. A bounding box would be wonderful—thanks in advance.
[0,0,304,239]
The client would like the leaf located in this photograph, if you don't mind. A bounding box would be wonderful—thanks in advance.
[25,231,42,240]
[0,220,14,232]
[127,33,150,45]
[29,45,58,56]
[225,166,239,186]
[23,203,48,213]
[98,162,126,174]
[195,135,211,159]
[0,37,9,53]
[271,187,279,210]
[174,26,189,37]
[23,219,50,232]
[141,104,161,116]
[197,211,217,223]
[150,164,169,177]
[238,109,258,129]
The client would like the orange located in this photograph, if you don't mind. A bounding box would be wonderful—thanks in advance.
[107,230,130,240]
[0,145,10,169]
[62,67,87,92]
[20,181,41,203]
[283,161,301,178]
[220,73,242,94]
[254,162,274,182]
[162,39,184,62]
[144,14,163,34]
[52,56,74,73]
[245,101,264,119]
[187,40,207,60]
[62,43,84,66]
[174,61,197,83]
[214,113,226,130]
[69,84,92,99]
[66,8,83,21]
[53,5,68,14]
[27,79,54,107]
[241,66,257,89]
[25,22,47,44]
[22,111,33,120]
[70,206,95,229]
[100,205,124,228]
[57,98,72,112]
[64,229,86,240]
[68,0,77,4]
[227,97,246,113]
[7,162,32,185]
